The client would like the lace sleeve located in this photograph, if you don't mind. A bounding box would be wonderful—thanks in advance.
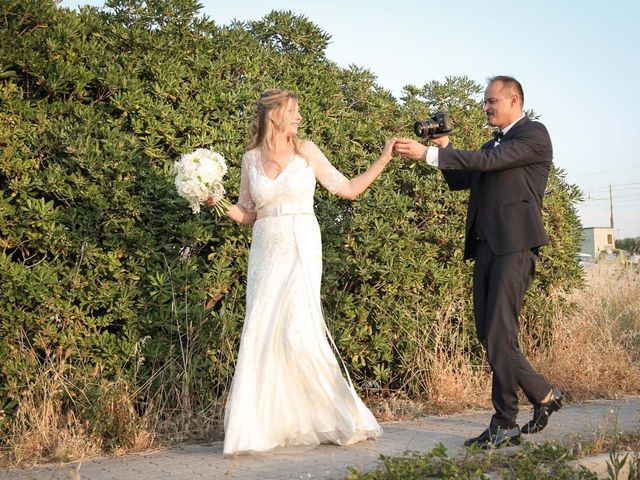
[237,152,256,212]
[304,141,349,194]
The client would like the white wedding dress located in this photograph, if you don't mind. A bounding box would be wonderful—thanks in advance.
[223,141,382,455]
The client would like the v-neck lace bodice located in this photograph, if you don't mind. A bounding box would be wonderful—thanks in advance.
[237,141,349,214]
[255,151,295,181]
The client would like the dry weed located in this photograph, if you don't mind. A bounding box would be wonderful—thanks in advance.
[400,299,492,415]
[365,391,427,423]
[529,262,640,399]
[390,262,640,419]
[4,361,100,467]
[1,348,155,468]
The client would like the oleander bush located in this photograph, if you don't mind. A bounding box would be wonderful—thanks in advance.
[0,0,585,461]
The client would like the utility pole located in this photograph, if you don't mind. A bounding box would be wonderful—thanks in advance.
[609,184,614,230]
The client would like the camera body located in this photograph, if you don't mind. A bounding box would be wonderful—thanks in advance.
[414,112,453,139]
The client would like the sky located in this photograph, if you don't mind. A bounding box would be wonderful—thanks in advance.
[60,0,640,239]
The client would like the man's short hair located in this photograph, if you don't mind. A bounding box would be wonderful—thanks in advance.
[489,75,524,106]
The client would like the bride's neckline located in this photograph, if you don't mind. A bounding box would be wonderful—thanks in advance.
[257,149,297,181]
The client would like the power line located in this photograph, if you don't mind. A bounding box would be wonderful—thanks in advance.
[580,199,640,207]
[614,192,640,199]
[581,187,640,202]
[569,166,640,178]
[581,181,640,193]
[582,197,640,204]
[581,195,640,202]
[587,182,640,189]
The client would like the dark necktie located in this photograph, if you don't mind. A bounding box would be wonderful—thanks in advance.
[493,130,504,143]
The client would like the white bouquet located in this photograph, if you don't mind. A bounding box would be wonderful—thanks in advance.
[174,148,232,215]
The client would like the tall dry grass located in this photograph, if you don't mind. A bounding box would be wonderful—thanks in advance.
[373,262,640,419]
[404,298,491,414]
[2,347,154,468]
[529,262,640,399]
[368,295,493,422]
[5,357,102,466]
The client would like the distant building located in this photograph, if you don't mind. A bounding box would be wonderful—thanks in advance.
[581,227,615,259]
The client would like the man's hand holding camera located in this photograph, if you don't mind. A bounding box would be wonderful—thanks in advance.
[394,112,452,162]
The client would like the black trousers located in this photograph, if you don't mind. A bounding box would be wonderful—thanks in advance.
[473,241,551,428]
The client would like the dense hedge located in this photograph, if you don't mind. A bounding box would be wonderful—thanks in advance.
[0,0,583,441]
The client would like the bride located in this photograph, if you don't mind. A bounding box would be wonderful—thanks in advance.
[213,88,396,455]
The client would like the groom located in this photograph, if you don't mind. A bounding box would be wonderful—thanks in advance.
[394,76,563,449]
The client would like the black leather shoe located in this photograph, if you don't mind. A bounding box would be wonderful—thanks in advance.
[521,387,563,434]
[464,425,521,449]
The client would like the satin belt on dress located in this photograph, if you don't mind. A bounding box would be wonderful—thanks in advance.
[256,201,314,219]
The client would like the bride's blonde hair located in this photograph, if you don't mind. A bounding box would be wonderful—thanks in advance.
[247,89,305,157]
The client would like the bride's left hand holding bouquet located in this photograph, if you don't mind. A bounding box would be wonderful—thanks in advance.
[174,148,232,216]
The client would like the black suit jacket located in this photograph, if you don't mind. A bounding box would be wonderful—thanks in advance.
[439,116,552,260]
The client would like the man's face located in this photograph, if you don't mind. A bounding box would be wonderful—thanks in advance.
[483,81,514,129]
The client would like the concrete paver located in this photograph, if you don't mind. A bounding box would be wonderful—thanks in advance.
[2,397,638,480]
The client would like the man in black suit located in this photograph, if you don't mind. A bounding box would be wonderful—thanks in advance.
[394,76,563,449]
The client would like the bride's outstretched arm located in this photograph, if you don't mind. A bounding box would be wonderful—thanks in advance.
[335,138,397,200]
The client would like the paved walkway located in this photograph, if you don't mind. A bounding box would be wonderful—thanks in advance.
[2,397,639,480]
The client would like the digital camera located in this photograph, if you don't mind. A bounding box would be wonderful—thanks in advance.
[414,112,453,139]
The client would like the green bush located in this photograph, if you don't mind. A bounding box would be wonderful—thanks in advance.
[0,0,583,448]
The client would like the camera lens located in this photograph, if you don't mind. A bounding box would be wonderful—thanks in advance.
[413,113,453,138]
[414,120,435,138]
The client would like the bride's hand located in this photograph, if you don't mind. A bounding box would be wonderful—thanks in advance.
[393,138,426,161]
[207,196,217,207]
[382,137,397,160]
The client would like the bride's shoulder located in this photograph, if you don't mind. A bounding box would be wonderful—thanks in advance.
[299,139,316,152]
[242,148,261,167]
[298,139,322,159]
